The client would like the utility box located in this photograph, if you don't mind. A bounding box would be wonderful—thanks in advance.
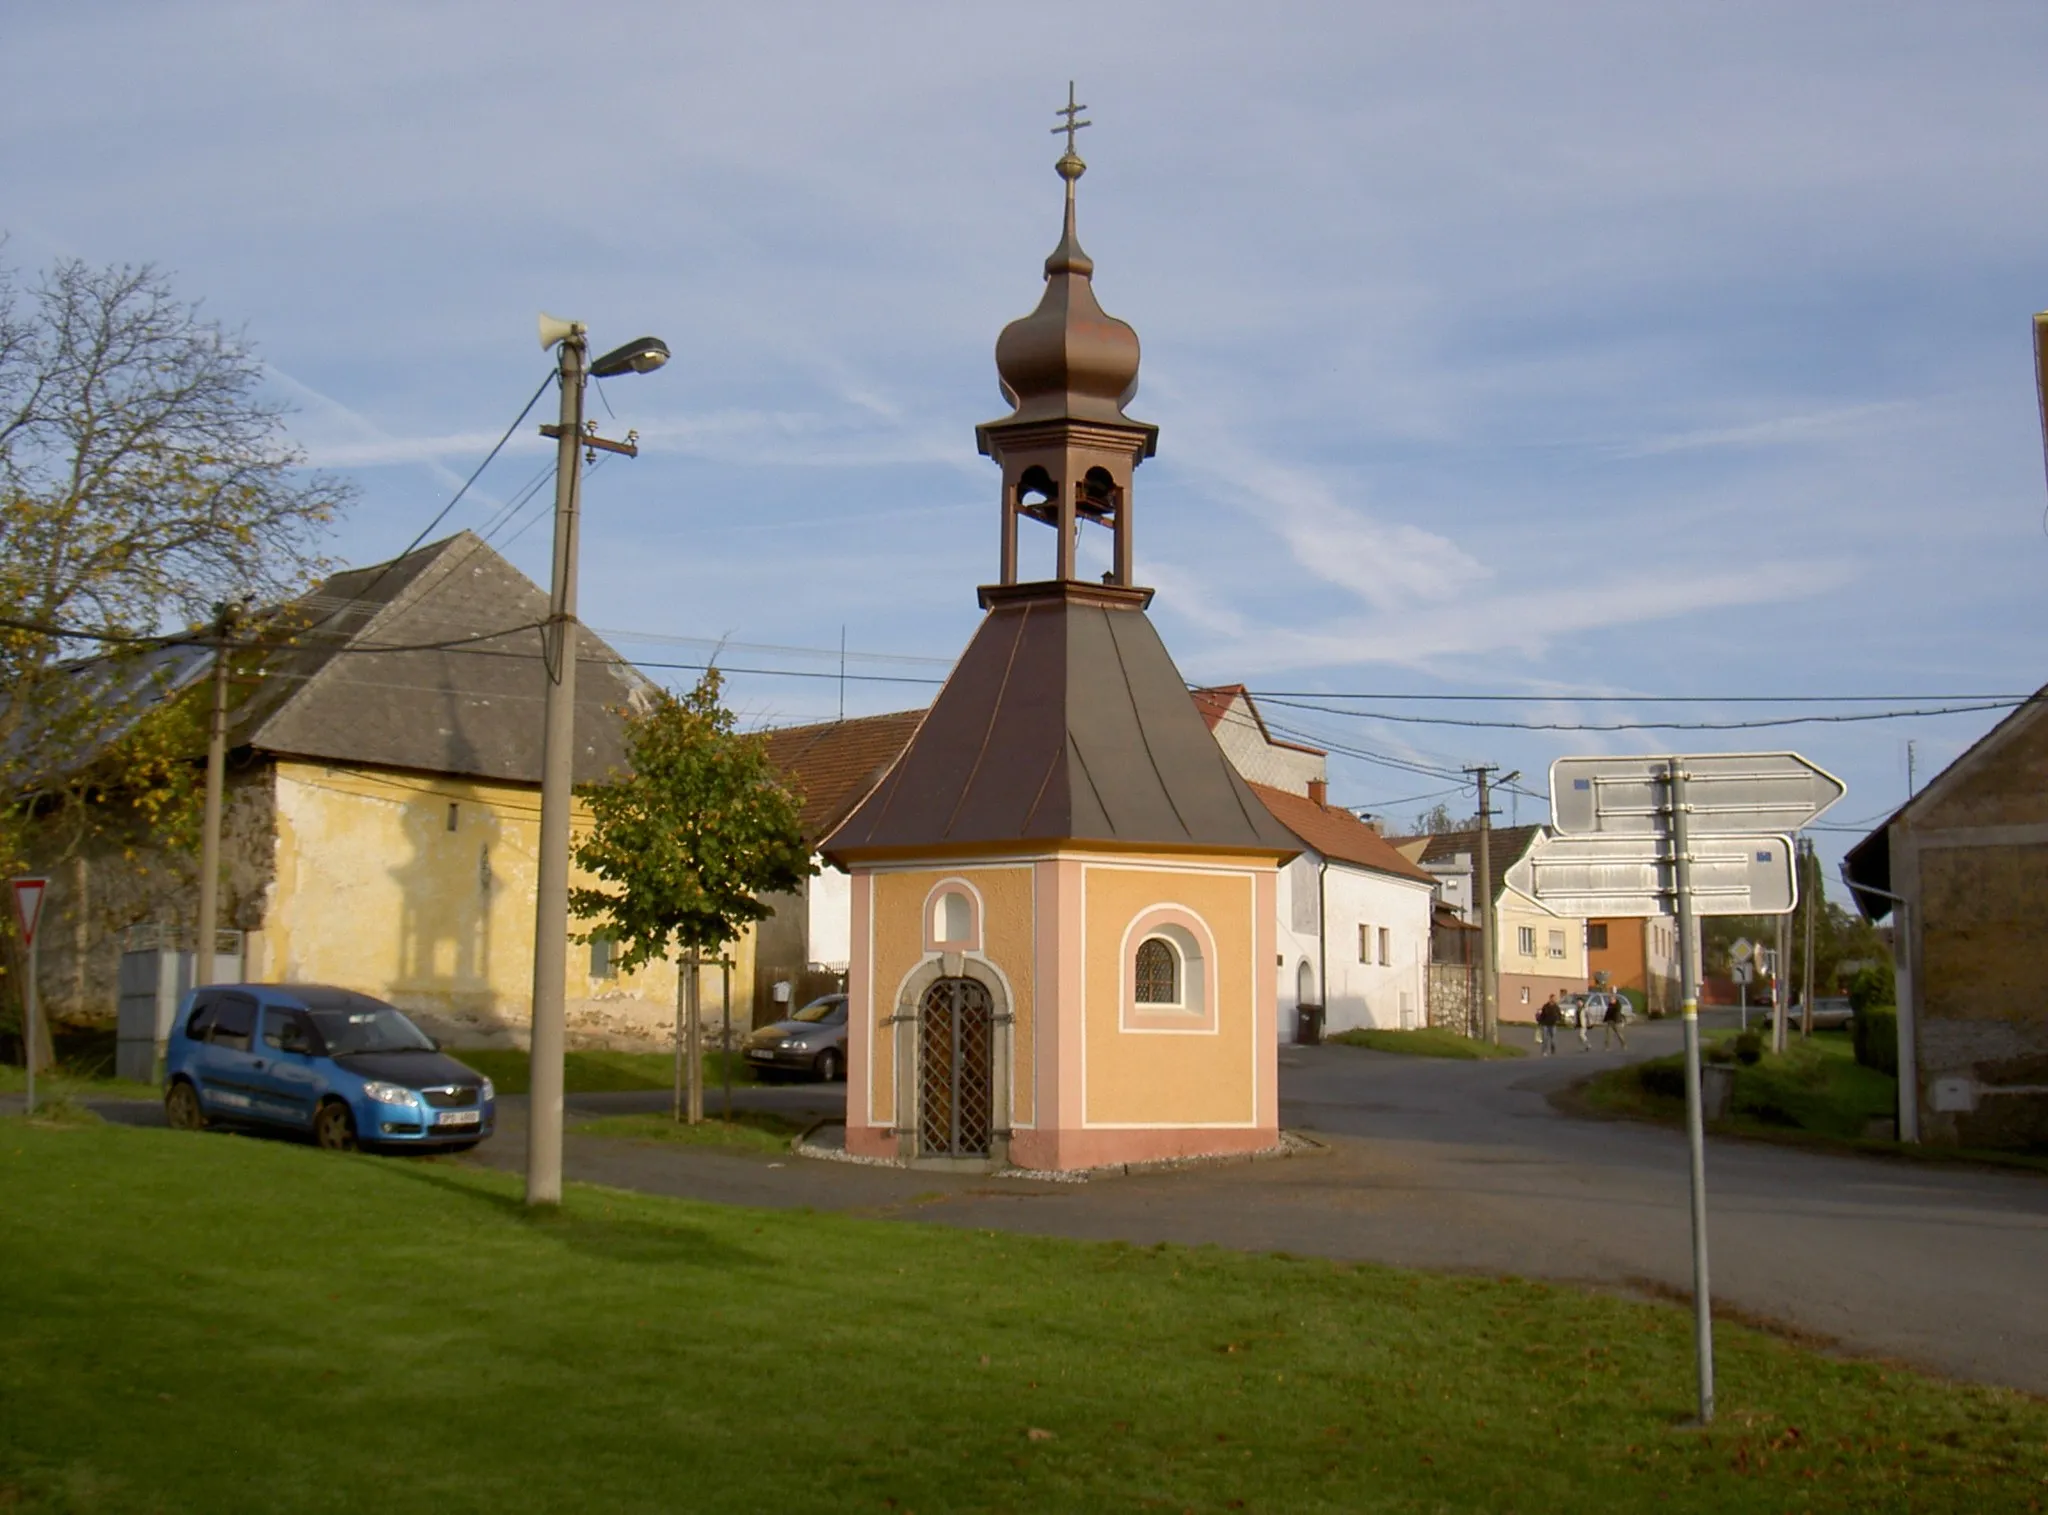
[115,924,244,1083]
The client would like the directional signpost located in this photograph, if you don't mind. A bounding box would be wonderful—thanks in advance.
[11,877,49,1117]
[1528,753,1844,1427]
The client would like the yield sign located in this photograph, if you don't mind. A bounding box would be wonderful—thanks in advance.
[1551,752,1845,837]
[11,876,49,949]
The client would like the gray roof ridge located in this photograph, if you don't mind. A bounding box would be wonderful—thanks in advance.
[241,531,484,750]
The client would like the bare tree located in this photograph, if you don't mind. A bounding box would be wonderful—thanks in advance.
[0,252,348,805]
[0,251,351,1054]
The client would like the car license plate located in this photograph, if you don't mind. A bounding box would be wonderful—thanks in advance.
[747,1049,774,1061]
[435,1110,481,1127]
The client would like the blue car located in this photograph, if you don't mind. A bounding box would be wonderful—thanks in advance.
[163,984,495,1153]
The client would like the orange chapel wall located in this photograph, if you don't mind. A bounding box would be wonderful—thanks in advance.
[860,863,1036,1130]
[1079,860,1265,1130]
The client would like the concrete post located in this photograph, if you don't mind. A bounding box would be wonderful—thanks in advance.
[525,330,587,1207]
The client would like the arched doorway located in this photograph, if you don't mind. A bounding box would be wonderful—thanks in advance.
[918,976,994,1158]
[1296,960,1317,1007]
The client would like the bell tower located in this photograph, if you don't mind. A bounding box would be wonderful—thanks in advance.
[976,83,1159,595]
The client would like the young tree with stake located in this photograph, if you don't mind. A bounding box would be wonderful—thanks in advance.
[570,672,812,1123]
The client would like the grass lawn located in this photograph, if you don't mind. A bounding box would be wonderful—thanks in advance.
[453,1046,757,1096]
[1326,1026,1524,1060]
[570,1108,809,1154]
[1577,1032,2048,1175]
[0,1064,159,1102]
[7,1123,2047,1512]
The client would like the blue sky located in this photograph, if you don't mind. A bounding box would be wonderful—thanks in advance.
[10,2,2048,888]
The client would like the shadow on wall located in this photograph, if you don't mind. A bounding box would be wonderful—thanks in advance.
[388,792,506,1044]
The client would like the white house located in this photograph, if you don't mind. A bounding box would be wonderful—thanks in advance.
[1255,780,1438,1040]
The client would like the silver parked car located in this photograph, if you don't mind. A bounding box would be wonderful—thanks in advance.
[741,993,848,1082]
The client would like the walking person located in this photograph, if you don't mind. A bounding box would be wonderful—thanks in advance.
[1574,992,1592,1052]
[1602,990,1629,1050]
[1536,994,1561,1056]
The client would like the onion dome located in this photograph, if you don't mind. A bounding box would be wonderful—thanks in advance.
[992,150,1144,427]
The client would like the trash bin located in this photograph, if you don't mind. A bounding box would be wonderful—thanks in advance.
[1296,1002,1325,1046]
[1700,1063,1735,1122]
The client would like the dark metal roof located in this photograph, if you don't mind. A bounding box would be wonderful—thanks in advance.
[235,531,647,786]
[822,585,1298,861]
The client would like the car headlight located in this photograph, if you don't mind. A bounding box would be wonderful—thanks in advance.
[778,1038,807,1050]
[363,1081,418,1106]
[479,1078,495,1103]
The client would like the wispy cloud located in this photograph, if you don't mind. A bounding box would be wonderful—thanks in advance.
[1617,401,1923,459]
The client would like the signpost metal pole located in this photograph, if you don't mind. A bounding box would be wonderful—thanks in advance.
[1666,759,1714,1425]
[23,931,37,1117]
[10,878,48,1117]
[720,955,733,1124]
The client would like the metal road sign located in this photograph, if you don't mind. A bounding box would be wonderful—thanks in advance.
[1505,832,1797,917]
[1729,938,1753,963]
[1551,752,1845,837]
[10,876,48,949]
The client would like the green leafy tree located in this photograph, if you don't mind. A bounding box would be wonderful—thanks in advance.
[571,672,813,1119]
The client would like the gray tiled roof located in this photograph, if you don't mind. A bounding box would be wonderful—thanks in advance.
[235,531,647,785]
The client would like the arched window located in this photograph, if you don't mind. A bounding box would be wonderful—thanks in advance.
[931,889,973,947]
[1135,937,1179,1004]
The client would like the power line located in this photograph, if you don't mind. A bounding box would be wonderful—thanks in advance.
[296,370,556,638]
[1252,692,2032,733]
[1242,688,2033,704]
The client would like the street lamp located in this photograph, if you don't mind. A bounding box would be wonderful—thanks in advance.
[527,312,665,1207]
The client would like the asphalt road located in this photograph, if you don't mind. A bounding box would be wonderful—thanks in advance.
[44,1016,2048,1395]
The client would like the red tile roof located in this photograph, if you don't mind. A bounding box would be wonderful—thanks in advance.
[1189,684,1326,757]
[761,709,926,844]
[1248,782,1435,883]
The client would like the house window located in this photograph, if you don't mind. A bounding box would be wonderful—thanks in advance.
[1358,924,1372,964]
[1547,929,1566,959]
[1519,986,1531,1005]
[590,935,618,980]
[446,802,460,832]
[1136,938,1178,1004]
[1378,927,1391,966]
[1517,926,1535,957]
[1586,922,1608,951]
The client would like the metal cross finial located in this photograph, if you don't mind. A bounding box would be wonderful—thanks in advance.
[1052,81,1091,157]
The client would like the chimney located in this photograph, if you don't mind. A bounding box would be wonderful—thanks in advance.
[1308,778,1327,808]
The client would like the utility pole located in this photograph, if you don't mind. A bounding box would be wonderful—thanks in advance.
[194,602,237,986]
[526,325,588,1206]
[1800,837,1817,1040]
[523,316,666,1208]
[1773,895,1792,1056]
[1467,765,1516,1045]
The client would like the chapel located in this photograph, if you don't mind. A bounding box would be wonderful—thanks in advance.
[822,97,1298,1171]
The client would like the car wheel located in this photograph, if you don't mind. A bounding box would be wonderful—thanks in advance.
[314,1099,359,1153]
[165,1080,208,1132]
[815,1049,844,1083]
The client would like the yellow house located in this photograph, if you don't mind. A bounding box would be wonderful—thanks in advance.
[823,134,1298,1172]
[30,531,749,1048]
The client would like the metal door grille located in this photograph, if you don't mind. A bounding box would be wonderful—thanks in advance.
[917,977,993,1158]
